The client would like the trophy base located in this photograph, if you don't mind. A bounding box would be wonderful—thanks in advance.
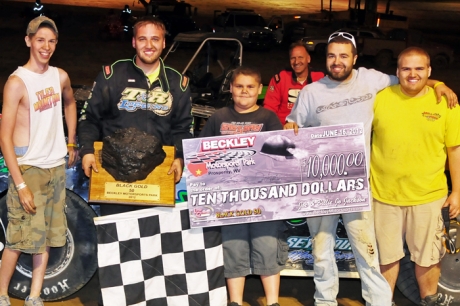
[88,142,176,206]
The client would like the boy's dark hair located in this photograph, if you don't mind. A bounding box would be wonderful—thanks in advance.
[133,16,166,38]
[230,66,262,84]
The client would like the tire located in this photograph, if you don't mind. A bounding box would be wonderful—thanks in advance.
[397,224,460,305]
[432,54,449,70]
[374,50,393,68]
[437,222,460,305]
[0,190,98,301]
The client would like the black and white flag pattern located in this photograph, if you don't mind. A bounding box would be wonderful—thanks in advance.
[94,203,226,306]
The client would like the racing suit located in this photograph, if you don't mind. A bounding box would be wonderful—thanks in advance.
[264,69,324,124]
[78,57,192,215]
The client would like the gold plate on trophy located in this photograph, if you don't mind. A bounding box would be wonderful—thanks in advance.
[88,142,176,206]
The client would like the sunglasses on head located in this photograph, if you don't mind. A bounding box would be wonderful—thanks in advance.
[328,32,357,48]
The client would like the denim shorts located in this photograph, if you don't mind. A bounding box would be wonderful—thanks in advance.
[6,164,67,254]
[221,220,289,278]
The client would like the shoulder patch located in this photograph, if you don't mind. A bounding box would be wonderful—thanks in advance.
[101,59,131,80]
[103,65,112,79]
[182,75,189,89]
[274,73,280,83]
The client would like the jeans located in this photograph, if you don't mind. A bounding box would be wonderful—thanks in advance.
[306,211,392,306]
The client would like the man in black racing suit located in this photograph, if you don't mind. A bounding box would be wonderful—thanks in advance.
[78,16,192,216]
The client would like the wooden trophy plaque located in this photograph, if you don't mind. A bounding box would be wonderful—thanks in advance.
[88,142,176,206]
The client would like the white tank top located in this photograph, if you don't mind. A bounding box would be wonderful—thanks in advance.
[12,66,66,168]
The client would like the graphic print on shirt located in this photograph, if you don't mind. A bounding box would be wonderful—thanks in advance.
[422,112,441,121]
[287,88,301,110]
[118,86,173,116]
[316,93,373,114]
[220,121,264,135]
[34,87,60,112]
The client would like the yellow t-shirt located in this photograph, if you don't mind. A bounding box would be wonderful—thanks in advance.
[371,85,460,205]
[147,66,160,85]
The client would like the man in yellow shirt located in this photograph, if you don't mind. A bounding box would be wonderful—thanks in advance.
[371,46,460,306]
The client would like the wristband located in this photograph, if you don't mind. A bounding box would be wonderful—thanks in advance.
[67,143,78,148]
[433,82,445,89]
[16,182,27,191]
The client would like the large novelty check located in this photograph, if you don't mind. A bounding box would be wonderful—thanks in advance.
[183,123,370,228]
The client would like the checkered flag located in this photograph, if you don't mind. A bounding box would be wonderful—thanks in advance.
[94,203,227,306]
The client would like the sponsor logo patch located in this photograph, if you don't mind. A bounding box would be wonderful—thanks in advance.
[118,86,173,116]
[422,112,441,121]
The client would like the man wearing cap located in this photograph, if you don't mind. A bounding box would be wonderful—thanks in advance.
[0,16,77,306]
[284,32,457,305]
[264,41,324,124]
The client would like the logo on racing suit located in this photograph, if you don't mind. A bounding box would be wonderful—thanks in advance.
[118,87,173,116]
[287,88,301,109]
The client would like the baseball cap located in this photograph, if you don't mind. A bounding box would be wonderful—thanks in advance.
[26,16,58,36]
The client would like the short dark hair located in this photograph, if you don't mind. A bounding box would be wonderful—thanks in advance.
[289,41,310,55]
[328,36,357,56]
[397,46,430,67]
[133,16,166,38]
[231,66,262,84]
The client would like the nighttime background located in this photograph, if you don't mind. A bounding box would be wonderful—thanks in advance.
[0,0,459,305]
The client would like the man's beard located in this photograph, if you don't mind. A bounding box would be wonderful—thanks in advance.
[327,65,353,81]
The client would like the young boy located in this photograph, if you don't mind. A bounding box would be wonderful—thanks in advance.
[200,66,287,306]
[0,16,77,306]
